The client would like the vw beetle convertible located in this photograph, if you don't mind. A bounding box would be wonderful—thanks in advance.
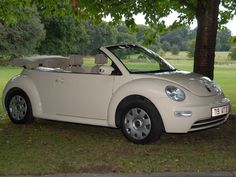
[2,44,231,144]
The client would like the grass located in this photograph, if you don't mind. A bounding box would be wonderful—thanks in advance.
[0,53,236,175]
[165,51,230,61]
[0,118,235,175]
[166,60,236,114]
[0,67,22,116]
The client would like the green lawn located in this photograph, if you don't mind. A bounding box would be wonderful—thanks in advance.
[0,117,235,175]
[0,63,235,115]
[0,58,236,175]
[0,67,22,116]
[167,60,236,114]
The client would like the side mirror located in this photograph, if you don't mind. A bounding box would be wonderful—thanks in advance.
[98,66,114,75]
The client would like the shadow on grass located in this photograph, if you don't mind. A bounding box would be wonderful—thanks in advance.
[0,115,235,175]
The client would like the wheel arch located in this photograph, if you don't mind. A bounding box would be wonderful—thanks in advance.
[3,76,43,117]
[108,93,165,132]
[107,78,168,129]
[115,95,151,128]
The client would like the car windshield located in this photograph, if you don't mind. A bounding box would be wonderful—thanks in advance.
[107,45,176,73]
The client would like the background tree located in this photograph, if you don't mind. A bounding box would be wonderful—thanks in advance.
[38,16,89,55]
[229,46,236,60]
[215,28,232,51]
[161,41,171,52]
[160,27,191,51]
[68,0,235,79]
[0,0,235,79]
[86,21,116,55]
[171,45,180,55]
[187,39,196,58]
[0,9,45,58]
[229,36,236,60]
[115,23,137,44]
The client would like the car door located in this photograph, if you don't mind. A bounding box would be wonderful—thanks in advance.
[54,72,114,120]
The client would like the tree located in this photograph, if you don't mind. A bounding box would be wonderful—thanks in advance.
[160,27,192,51]
[0,9,45,58]
[71,0,235,79]
[171,45,180,55]
[38,16,89,55]
[115,22,137,44]
[216,28,232,51]
[229,46,236,60]
[86,21,116,55]
[187,39,196,58]
[1,0,235,79]
[161,41,171,52]
[229,36,236,60]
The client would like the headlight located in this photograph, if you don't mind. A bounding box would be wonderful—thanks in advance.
[165,85,185,101]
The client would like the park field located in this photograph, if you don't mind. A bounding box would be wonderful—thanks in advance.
[1,54,235,115]
[0,54,235,175]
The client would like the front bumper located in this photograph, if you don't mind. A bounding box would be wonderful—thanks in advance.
[190,114,229,131]
[150,95,231,133]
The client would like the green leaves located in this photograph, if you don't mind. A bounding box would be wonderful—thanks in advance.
[0,9,45,58]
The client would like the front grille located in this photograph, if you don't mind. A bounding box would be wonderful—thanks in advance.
[190,114,228,131]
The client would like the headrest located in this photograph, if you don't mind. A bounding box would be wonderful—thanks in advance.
[95,54,108,65]
[70,55,83,65]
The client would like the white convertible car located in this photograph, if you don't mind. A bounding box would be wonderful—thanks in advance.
[2,44,231,144]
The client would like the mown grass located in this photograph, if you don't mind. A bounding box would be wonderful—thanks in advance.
[0,117,235,175]
[0,53,236,175]
[0,67,22,116]
[166,60,236,114]
[165,51,230,61]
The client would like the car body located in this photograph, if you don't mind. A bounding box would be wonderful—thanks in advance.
[2,44,231,144]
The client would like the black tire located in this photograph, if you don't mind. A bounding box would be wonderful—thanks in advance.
[5,90,34,124]
[119,98,164,144]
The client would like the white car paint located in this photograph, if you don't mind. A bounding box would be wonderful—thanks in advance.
[2,44,231,138]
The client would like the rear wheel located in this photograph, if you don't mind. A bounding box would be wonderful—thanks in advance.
[6,90,34,124]
[119,98,164,144]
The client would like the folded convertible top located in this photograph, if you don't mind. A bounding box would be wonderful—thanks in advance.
[13,55,69,69]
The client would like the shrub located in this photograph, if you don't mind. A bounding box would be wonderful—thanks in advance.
[229,45,236,60]
[171,45,179,55]
[161,41,171,52]
[187,39,195,58]
[158,49,166,57]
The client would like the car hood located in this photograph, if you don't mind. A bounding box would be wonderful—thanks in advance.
[148,71,220,97]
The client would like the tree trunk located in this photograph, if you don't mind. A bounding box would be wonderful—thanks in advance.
[194,0,220,79]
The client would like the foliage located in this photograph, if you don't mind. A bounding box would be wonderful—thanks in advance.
[38,16,89,56]
[171,45,180,55]
[37,18,162,56]
[0,9,45,58]
[116,32,136,44]
[0,0,235,64]
[229,37,236,60]
[229,45,236,60]
[85,21,116,55]
[216,28,232,51]
[187,39,196,58]
[161,41,171,52]
[1,1,235,29]
[160,26,193,51]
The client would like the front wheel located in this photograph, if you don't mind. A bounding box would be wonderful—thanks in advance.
[6,90,34,124]
[120,98,164,144]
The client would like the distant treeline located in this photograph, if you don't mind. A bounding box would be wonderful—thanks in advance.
[0,13,233,59]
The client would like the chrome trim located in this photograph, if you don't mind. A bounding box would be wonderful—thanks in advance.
[190,114,229,131]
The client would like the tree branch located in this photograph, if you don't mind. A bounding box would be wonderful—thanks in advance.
[175,0,197,11]
[71,0,80,10]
